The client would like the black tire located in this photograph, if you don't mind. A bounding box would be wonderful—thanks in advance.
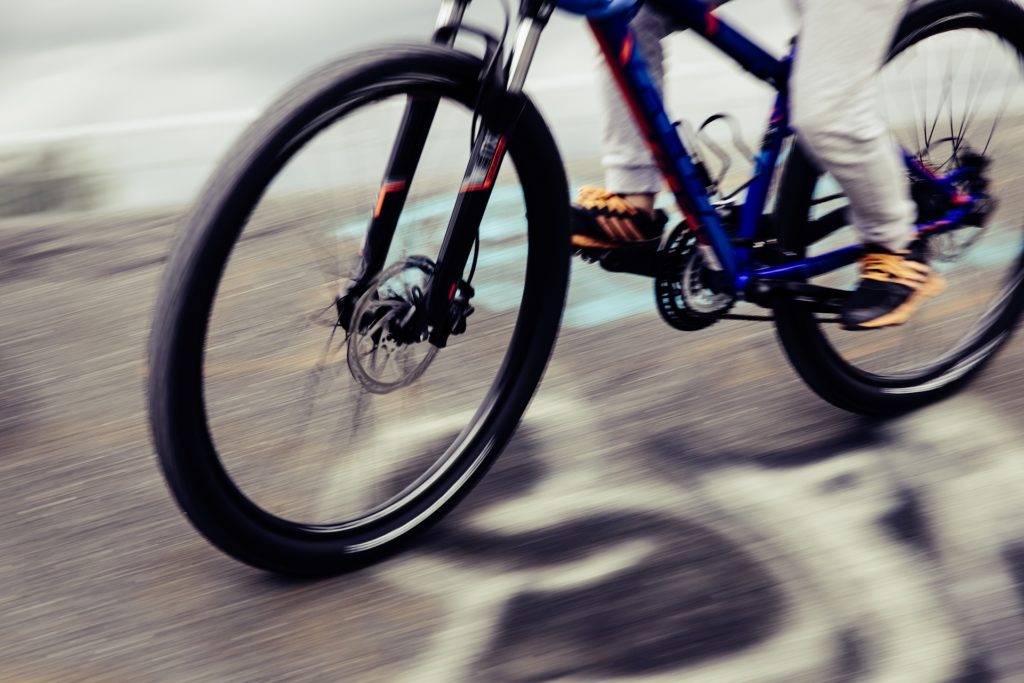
[773,0,1024,416]
[148,45,570,575]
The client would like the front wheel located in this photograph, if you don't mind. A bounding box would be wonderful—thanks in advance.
[148,45,571,575]
[773,0,1024,415]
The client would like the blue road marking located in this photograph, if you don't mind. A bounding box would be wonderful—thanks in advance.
[333,184,1021,330]
[332,185,656,329]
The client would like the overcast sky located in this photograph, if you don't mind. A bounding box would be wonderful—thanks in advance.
[1,1,436,132]
[0,0,794,136]
[0,1,798,208]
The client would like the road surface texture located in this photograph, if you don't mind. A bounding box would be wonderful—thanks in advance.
[2,201,1024,683]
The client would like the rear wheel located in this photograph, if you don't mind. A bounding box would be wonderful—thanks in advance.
[148,45,570,575]
[774,0,1024,415]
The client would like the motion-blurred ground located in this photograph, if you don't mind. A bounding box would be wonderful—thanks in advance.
[2,199,1024,682]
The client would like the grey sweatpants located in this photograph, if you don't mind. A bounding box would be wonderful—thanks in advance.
[600,0,917,250]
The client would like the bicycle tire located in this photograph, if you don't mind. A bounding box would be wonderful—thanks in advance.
[148,44,570,575]
[773,0,1024,416]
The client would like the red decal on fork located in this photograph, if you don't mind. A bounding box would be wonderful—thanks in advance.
[373,180,407,218]
[460,136,507,193]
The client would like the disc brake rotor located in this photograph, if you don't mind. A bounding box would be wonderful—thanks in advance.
[347,258,439,394]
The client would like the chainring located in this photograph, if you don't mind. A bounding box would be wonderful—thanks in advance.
[654,222,735,332]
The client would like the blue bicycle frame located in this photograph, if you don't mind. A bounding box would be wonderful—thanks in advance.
[557,0,981,297]
[358,0,983,345]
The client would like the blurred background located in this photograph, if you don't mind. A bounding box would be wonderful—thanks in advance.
[3,0,1024,681]
[0,0,793,213]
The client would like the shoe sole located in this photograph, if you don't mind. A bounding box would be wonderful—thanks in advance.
[572,235,662,251]
[842,273,948,331]
[572,235,618,250]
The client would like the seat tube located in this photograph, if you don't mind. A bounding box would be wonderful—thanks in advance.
[351,0,471,291]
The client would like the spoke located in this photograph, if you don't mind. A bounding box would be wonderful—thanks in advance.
[956,35,995,154]
[906,51,926,156]
[324,132,359,282]
[278,324,344,477]
[933,137,959,172]
[291,298,343,330]
[303,224,345,286]
[397,347,417,374]
[926,55,953,151]
[880,69,904,152]
[316,382,375,521]
[371,337,395,375]
[363,306,398,340]
[921,38,932,149]
[982,70,1017,156]
[947,48,957,164]
[952,30,980,150]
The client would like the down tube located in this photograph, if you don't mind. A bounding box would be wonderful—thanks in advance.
[589,15,737,283]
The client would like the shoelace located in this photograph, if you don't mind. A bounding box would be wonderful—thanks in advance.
[861,252,931,288]
[577,186,639,216]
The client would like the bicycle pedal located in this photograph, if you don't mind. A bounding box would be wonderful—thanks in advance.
[597,239,661,278]
[572,246,606,264]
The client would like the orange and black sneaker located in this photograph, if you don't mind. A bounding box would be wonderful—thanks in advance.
[841,240,946,330]
[570,186,667,252]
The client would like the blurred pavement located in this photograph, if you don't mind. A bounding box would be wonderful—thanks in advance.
[2,203,1024,681]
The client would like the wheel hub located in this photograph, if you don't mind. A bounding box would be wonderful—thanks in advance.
[346,258,439,394]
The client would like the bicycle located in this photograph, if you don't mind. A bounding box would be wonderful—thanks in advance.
[149,0,1024,574]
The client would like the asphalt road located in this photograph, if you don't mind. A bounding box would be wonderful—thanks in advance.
[2,202,1024,683]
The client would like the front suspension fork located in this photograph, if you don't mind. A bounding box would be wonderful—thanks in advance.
[352,1,554,348]
[350,0,471,301]
[424,5,554,347]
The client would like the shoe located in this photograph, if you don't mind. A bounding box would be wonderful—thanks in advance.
[841,240,946,330]
[570,186,667,250]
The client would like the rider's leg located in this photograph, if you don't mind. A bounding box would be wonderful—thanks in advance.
[790,0,915,251]
[790,0,943,329]
[572,6,672,250]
